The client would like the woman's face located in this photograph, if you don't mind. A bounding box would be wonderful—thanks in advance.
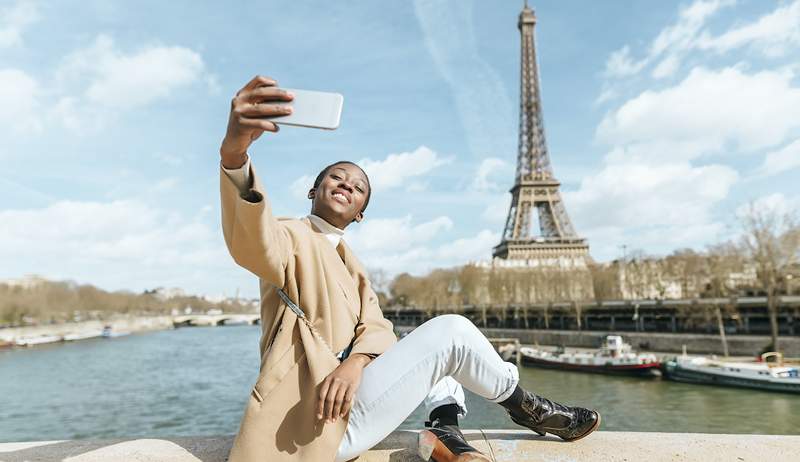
[309,163,369,229]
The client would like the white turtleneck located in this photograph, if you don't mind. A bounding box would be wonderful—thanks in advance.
[222,158,344,248]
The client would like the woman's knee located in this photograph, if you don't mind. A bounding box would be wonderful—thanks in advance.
[429,314,480,340]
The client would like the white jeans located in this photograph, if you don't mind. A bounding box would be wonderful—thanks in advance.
[335,314,519,461]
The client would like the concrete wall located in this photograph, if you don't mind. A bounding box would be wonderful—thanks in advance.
[397,325,800,357]
[1,431,798,461]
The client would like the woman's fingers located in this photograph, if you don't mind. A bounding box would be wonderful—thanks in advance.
[238,102,293,118]
[331,384,349,421]
[246,86,294,103]
[340,386,356,418]
[238,75,277,94]
[317,376,332,420]
[323,380,342,422]
[237,117,279,133]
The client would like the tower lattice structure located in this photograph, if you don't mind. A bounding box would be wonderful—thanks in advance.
[492,3,590,267]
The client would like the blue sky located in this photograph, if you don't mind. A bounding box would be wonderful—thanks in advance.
[1,0,799,298]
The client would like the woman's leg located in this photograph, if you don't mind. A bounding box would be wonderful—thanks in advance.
[335,314,518,462]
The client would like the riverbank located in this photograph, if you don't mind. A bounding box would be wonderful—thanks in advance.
[1,431,797,461]
[0,316,174,347]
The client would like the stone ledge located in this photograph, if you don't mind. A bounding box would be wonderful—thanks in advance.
[1,431,798,462]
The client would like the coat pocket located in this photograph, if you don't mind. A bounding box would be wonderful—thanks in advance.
[252,340,306,403]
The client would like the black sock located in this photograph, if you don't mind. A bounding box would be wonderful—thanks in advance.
[428,403,461,427]
[498,385,524,410]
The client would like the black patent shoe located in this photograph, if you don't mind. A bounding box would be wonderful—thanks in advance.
[417,419,491,462]
[505,391,601,442]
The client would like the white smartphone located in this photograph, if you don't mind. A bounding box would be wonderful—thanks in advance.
[265,89,344,130]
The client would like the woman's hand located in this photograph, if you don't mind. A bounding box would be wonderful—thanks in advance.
[220,75,294,169]
[317,353,372,423]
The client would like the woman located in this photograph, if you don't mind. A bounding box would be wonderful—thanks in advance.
[219,76,600,462]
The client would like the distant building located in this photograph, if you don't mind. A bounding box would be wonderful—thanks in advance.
[145,286,187,301]
[0,274,48,289]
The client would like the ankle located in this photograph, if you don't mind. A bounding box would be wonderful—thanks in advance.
[498,385,525,410]
[428,403,461,427]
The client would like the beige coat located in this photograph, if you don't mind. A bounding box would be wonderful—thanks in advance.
[220,164,397,462]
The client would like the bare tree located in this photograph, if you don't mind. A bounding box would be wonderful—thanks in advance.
[740,204,800,352]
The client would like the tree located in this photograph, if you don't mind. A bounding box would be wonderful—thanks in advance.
[740,204,800,352]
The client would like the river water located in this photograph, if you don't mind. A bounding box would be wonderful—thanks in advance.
[1,325,798,442]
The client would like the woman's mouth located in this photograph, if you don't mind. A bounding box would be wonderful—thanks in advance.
[332,191,349,204]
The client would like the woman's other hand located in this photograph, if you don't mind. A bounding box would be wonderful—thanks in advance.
[317,353,372,423]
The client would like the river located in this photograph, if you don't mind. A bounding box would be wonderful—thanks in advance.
[1,325,798,442]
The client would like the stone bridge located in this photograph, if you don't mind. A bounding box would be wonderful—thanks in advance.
[171,314,260,327]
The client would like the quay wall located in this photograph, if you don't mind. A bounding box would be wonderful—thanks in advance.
[396,325,800,356]
[0,316,174,342]
[1,431,798,461]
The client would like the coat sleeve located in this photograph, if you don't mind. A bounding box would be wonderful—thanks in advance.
[220,162,292,288]
[348,270,397,357]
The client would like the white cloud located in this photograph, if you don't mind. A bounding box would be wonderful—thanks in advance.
[597,66,800,159]
[0,200,229,292]
[604,1,800,82]
[756,138,800,177]
[348,214,453,253]
[290,174,314,200]
[735,193,800,219]
[348,216,498,275]
[51,34,208,130]
[594,87,618,105]
[566,159,739,230]
[481,192,511,226]
[434,229,499,261]
[470,157,509,192]
[357,145,452,191]
[604,45,647,78]
[0,0,38,48]
[603,0,734,79]
[60,35,204,107]
[0,68,40,132]
[697,0,800,57]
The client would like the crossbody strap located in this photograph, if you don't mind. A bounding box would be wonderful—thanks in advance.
[274,286,357,362]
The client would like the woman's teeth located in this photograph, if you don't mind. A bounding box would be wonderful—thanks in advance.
[333,193,347,203]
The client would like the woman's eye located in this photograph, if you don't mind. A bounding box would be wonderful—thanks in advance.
[331,175,340,180]
[356,187,363,193]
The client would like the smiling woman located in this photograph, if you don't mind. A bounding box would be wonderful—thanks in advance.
[216,75,600,462]
[308,161,372,229]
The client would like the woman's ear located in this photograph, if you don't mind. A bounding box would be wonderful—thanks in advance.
[308,188,315,199]
[353,211,364,223]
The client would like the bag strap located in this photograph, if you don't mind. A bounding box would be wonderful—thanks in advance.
[274,286,346,361]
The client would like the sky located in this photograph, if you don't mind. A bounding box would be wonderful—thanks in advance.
[1,0,799,299]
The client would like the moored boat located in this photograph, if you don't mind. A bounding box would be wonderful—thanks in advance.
[520,335,661,376]
[662,352,800,394]
[102,325,131,338]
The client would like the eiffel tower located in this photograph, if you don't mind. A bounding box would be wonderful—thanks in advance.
[493,2,590,268]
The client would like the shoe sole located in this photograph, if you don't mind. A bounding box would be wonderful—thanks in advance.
[417,430,492,462]
[561,411,602,443]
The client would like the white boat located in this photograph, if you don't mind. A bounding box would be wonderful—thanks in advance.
[63,330,104,341]
[520,335,661,376]
[15,334,63,347]
[102,326,131,338]
[662,352,800,394]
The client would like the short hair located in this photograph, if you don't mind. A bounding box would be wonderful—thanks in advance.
[312,161,371,214]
